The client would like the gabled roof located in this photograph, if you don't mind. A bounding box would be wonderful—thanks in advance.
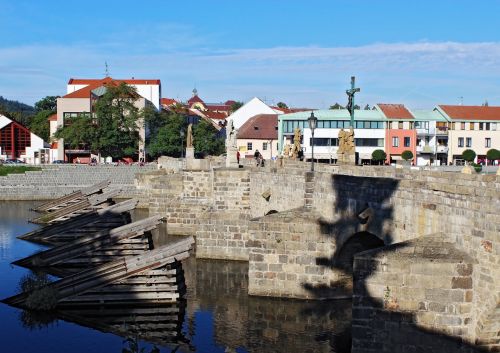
[237,114,278,140]
[48,113,57,122]
[437,105,500,121]
[187,95,204,105]
[68,78,160,85]
[376,104,414,119]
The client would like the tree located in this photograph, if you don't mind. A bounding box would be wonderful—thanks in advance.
[277,102,288,109]
[193,120,225,156]
[486,148,500,164]
[364,104,371,110]
[29,110,52,141]
[230,101,244,113]
[401,150,414,162]
[371,149,387,165]
[54,115,94,149]
[462,149,476,164]
[329,103,344,110]
[35,96,59,112]
[147,113,186,158]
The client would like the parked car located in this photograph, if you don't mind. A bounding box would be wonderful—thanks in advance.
[52,160,67,164]
[4,159,25,164]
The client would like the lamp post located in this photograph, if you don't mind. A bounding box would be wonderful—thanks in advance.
[180,130,185,158]
[308,112,318,172]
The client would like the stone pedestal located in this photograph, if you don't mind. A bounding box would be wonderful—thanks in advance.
[461,165,473,174]
[337,152,355,165]
[185,147,194,160]
[226,147,239,168]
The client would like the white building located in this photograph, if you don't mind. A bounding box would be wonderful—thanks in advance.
[230,97,284,129]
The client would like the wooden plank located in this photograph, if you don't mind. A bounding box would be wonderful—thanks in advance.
[81,180,111,196]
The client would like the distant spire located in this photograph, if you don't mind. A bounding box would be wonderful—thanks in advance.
[458,96,463,106]
[192,87,198,97]
[104,61,110,77]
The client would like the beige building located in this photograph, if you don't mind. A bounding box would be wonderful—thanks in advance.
[237,114,279,161]
[435,105,500,164]
[53,77,160,162]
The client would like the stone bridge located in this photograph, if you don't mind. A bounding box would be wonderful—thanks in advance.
[139,159,499,352]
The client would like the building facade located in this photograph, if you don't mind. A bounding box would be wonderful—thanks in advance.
[236,114,279,160]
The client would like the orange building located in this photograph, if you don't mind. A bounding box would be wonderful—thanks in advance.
[377,104,417,164]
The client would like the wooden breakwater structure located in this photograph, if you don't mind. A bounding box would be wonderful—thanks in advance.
[4,184,195,310]
[30,180,120,224]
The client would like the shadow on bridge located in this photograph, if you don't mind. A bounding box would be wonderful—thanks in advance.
[302,173,486,353]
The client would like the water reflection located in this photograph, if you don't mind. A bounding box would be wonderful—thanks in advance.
[2,201,352,353]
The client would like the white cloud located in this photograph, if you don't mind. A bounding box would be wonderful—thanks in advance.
[0,41,499,108]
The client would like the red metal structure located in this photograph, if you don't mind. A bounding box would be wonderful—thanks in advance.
[0,120,31,159]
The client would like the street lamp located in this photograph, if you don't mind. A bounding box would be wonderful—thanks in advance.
[308,112,318,172]
[180,130,185,158]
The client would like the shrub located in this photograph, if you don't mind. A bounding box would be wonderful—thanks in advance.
[371,149,387,165]
[472,163,482,173]
[19,273,57,311]
[401,150,413,162]
[462,149,476,164]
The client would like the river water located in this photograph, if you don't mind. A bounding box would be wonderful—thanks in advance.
[0,201,352,353]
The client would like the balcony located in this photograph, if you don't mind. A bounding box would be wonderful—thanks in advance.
[416,145,434,153]
[436,126,449,135]
[436,145,448,153]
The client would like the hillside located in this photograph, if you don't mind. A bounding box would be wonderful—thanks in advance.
[0,96,35,116]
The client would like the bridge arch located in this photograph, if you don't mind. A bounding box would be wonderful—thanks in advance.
[335,231,385,274]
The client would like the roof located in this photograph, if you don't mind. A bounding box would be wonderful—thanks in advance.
[48,114,57,122]
[160,98,179,106]
[187,95,204,105]
[205,103,231,112]
[280,109,385,121]
[237,114,278,140]
[437,105,500,121]
[63,77,118,98]
[68,78,160,85]
[377,104,414,119]
[203,111,227,120]
[411,109,447,122]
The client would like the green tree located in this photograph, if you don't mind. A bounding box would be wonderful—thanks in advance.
[230,101,244,113]
[35,96,59,112]
[401,150,414,162]
[54,115,94,149]
[486,148,500,164]
[147,113,186,158]
[371,149,387,165]
[29,110,52,141]
[462,149,476,164]
[329,103,344,110]
[277,102,288,109]
[193,119,225,156]
[364,104,371,110]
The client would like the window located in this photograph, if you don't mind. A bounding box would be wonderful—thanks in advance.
[458,137,464,147]
[398,122,404,129]
[492,123,497,131]
[470,122,475,130]
[262,142,268,150]
[404,137,411,147]
[309,138,338,146]
[451,122,456,130]
[485,138,491,148]
[461,122,466,130]
[392,137,399,147]
[354,138,384,147]
[247,142,253,151]
[479,122,484,130]
[485,123,490,130]
[466,137,472,147]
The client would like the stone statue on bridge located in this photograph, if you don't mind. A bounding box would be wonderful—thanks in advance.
[186,123,193,148]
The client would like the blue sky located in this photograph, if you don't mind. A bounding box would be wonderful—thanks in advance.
[1,0,500,109]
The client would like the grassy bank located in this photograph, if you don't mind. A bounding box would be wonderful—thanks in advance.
[0,166,42,176]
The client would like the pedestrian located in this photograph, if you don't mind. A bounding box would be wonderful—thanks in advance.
[254,149,262,166]
[237,150,240,164]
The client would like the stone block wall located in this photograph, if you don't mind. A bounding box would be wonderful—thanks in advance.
[247,209,348,299]
[352,236,478,353]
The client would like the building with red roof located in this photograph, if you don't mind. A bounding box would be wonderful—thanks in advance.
[53,77,161,162]
[376,104,417,164]
[237,114,279,160]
